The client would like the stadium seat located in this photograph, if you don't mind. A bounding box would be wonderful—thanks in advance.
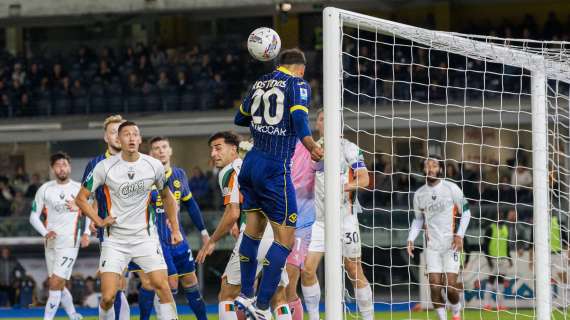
[160,85,179,111]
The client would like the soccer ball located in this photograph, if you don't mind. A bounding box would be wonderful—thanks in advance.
[247,27,281,62]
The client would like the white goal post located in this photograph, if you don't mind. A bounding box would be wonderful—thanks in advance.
[322,6,563,319]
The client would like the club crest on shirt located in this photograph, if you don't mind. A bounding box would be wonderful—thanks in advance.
[173,180,181,188]
[59,192,65,200]
[127,167,135,180]
[432,193,437,200]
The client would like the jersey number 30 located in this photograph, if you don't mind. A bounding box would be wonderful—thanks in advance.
[251,88,284,125]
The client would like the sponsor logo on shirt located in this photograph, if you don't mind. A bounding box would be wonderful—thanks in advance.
[119,180,146,199]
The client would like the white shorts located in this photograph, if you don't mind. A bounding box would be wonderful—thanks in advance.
[425,248,460,274]
[45,247,79,280]
[223,226,289,287]
[99,240,166,274]
[308,214,362,259]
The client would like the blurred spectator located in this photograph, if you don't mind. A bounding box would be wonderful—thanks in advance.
[11,62,26,85]
[511,165,532,190]
[157,71,170,90]
[25,174,42,198]
[0,247,25,307]
[445,162,460,181]
[27,62,43,89]
[136,55,153,81]
[10,191,30,217]
[11,164,29,192]
[50,63,66,83]
[0,178,14,216]
[149,44,166,67]
[82,276,100,308]
[97,60,113,84]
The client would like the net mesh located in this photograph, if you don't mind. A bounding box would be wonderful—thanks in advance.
[333,11,570,319]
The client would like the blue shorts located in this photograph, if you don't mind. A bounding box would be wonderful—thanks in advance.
[127,241,195,277]
[239,149,298,227]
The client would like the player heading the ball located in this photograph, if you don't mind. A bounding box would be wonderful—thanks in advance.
[234,48,323,320]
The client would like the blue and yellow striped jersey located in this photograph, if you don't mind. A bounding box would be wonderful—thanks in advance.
[81,150,112,241]
[237,66,311,161]
[150,166,195,246]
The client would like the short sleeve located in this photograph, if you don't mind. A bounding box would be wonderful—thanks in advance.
[344,141,366,171]
[83,163,104,193]
[31,184,46,216]
[451,182,469,214]
[81,160,95,185]
[239,86,254,116]
[289,79,311,114]
[154,162,167,191]
[221,169,240,205]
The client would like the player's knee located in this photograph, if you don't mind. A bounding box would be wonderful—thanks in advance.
[100,292,116,309]
[301,269,317,285]
[48,276,65,290]
[219,281,240,301]
[180,273,198,288]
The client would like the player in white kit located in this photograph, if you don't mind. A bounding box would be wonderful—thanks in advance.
[29,152,90,320]
[196,131,291,320]
[301,110,374,320]
[75,121,182,320]
[407,155,471,320]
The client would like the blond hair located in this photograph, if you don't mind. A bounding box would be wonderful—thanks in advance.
[103,115,124,130]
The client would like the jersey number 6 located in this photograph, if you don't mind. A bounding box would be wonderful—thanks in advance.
[250,88,284,125]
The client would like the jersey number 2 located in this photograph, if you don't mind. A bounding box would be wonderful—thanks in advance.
[250,88,284,125]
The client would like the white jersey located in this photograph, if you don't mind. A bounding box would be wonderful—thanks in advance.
[413,180,468,251]
[84,152,166,243]
[218,158,242,208]
[31,180,82,248]
[315,138,366,223]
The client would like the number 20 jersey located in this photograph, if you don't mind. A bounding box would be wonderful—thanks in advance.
[239,66,311,161]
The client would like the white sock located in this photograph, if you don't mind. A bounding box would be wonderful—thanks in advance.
[435,307,446,320]
[274,303,292,320]
[44,290,62,320]
[60,287,77,317]
[99,305,115,320]
[158,302,178,320]
[219,301,238,320]
[451,302,461,317]
[154,294,163,319]
[118,291,130,320]
[302,282,321,320]
[355,284,373,320]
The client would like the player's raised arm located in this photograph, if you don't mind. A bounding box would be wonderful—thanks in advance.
[343,142,369,192]
[234,90,253,127]
[290,80,323,161]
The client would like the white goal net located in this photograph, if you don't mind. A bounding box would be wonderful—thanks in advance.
[322,7,570,320]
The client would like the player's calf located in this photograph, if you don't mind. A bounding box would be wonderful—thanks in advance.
[180,273,207,320]
[148,269,179,319]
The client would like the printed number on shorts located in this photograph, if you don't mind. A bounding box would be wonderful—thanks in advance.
[60,256,74,267]
[295,237,302,251]
[453,252,459,262]
[345,232,359,244]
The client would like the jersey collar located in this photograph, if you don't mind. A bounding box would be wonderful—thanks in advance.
[165,167,173,179]
[104,149,112,158]
[277,66,293,76]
